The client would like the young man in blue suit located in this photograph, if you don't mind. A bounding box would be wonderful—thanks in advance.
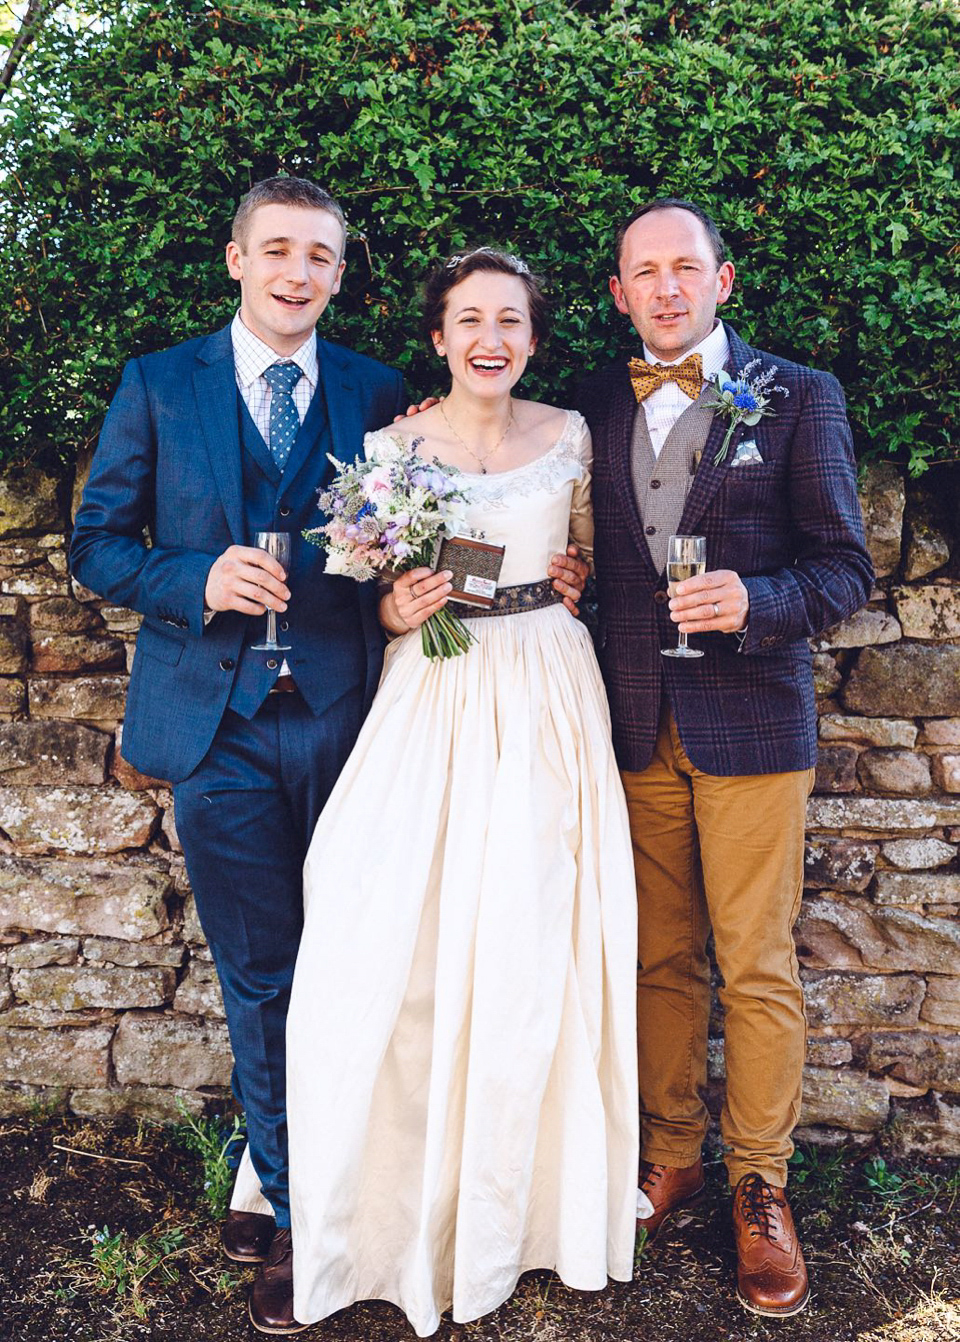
[579,200,873,1318]
[71,176,402,1333]
[71,176,586,1335]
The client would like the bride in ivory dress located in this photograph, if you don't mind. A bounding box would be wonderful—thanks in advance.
[283,248,639,1335]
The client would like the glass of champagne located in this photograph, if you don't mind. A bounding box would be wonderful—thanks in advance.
[662,534,706,659]
[249,531,292,652]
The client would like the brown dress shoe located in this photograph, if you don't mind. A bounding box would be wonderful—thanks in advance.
[636,1157,705,1239]
[248,1228,308,1335]
[221,1209,276,1263]
[733,1173,810,1317]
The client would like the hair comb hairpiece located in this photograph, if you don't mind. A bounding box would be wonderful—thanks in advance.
[444,246,531,275]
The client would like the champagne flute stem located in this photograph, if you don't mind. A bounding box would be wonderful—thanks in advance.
[678,630,689,652]
[265,610,277,646]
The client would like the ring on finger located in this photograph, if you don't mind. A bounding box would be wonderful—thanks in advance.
[712,602,721,618]
[411,583,420,599]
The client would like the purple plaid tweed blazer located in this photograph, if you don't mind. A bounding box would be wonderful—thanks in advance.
[579,326,873,776]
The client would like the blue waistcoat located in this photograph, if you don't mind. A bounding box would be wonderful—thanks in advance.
[227,389,365,719]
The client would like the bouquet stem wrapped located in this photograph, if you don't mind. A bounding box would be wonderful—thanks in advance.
[417,605,473,659]
[304,437,475,660]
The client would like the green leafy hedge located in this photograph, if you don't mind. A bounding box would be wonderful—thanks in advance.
[2,0,957,474]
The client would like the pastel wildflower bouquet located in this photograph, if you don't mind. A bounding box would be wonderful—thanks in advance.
[705,359,790,466]
[304,436,475,659]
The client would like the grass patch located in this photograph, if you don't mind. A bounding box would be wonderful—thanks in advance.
[788,1142,850,1208]
[172,1104,245,1221]
[73,1223,188,1320]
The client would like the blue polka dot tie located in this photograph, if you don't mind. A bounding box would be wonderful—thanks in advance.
[263,362,303,470]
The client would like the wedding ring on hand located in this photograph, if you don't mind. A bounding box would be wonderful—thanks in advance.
[712,602,721,618]
[411,583,420,599]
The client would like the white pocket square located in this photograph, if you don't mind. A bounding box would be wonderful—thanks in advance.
[730,439,764,467]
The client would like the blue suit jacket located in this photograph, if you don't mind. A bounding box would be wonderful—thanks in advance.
[580,326,874,776]
[70,324,406,782]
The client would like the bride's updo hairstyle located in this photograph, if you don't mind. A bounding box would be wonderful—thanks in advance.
[421,247,549,352]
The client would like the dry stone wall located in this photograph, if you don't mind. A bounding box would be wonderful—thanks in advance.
[0,459,957,1152]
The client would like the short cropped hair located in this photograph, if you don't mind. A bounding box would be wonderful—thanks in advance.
[613,198,727,273]
[421,246,550,350]
[232,176,347,254]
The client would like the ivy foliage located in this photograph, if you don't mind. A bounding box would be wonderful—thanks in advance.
[1,0,956,473]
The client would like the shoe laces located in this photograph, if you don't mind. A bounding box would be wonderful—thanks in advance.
[738,1174,784,1243]
[638,1160,666,1193]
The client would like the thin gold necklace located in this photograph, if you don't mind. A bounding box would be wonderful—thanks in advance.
[438,398,514,474]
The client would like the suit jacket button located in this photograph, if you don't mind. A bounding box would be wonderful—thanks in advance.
[219,658,235,671]
[645,525,656,535]
[650,479,662,489]
[279,505,291,517]
[760,637,776,648]
[279,620,289,632]
[654,590,669,605]
[266,658,279,670]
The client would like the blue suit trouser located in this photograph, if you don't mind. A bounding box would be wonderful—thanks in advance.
[172,687,364,1225]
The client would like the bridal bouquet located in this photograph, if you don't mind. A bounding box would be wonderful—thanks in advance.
[305,437,475,659]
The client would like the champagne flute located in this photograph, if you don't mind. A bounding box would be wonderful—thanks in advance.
[249,531,292,652]
[662,534,706,659]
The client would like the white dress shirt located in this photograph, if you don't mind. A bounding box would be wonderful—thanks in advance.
[641,320,730,459]
[231,311,318,446]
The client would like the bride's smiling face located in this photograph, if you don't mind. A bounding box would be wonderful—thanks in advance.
[433,271,537,398]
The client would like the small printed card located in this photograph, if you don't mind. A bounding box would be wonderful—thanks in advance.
[434,534,505,609]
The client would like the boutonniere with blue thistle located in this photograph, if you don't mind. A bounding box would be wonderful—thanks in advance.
[704,359,789,466]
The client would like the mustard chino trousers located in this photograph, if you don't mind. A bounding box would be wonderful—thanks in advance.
[621,701,814,1188]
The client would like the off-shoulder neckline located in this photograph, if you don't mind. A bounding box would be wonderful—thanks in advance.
[370,409,583,480]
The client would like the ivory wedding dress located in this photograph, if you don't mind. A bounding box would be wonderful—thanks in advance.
[264,410,637,1334]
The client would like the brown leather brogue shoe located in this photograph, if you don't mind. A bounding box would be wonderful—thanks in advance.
[636,1156,705,1240]
[733,1173,810,1317]
[248,1228,308,1335]
[221,1209,275,1264]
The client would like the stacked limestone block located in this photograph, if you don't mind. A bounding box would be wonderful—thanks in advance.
[0,457,957,1150]
[794,463,960,1154]
[0,465,231,1122]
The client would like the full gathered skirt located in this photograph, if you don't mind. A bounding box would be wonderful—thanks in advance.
[286,603,639,1336]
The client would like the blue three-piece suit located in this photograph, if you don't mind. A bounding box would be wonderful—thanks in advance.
[71,323,405,1223]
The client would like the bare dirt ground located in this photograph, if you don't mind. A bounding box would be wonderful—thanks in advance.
[1,1115,957,1342]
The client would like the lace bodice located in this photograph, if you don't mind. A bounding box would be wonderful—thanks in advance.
[363,410,594,587]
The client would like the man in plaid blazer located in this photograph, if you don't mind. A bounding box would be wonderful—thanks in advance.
[578,199,873,1318]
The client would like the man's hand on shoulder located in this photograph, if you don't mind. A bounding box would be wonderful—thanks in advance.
[393,396,440,422]
[205,546,290,616]
[669,569,749,634]
[549,544,590,616]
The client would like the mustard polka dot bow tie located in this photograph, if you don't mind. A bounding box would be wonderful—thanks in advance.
[628,353,704,404]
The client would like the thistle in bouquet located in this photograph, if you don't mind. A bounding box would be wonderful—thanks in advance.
[304,436,475,659]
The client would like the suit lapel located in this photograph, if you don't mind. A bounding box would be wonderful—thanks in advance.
[279,348,333,497]
[237,398,281,485]
[678,325,755,534]
[194,327,245,545]
[606,370,660,576]
[313,337,364,486]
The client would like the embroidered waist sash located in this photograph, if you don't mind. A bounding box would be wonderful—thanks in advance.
[455,578,564,619]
